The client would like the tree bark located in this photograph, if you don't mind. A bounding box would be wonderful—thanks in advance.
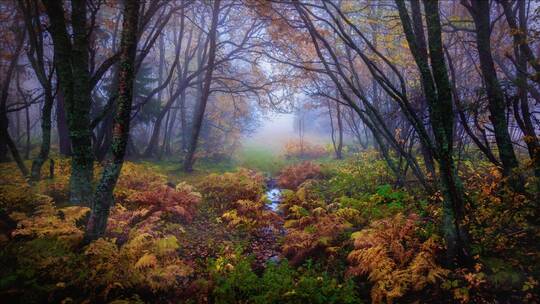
[396,0,470,265]
[183,0,221,172]
[56,92,71,156]
[86,0,140,240]
[465,0,523,191]
[43,0,94,204]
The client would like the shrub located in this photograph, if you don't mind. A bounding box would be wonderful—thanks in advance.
[327,151,393,198]
[277,161,323,190]
[114,162,167,203]
[108,182,201,240]
[84,233,192,300]
[347,213,447,304]
[210,254,361,304]
[197,168,265,209]
[221,199,281,233]
[282,212,351,265]
[9,195,90,246]
[283,139,328,159]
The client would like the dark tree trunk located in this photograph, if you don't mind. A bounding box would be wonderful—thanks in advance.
[505,0,540,190]
[56,92,72,156]
[43,0,94,204]
[0,28,27,177]
[465,0,523,191]
[396,0,470,266]
[21,0,55,181]
[336,101,344,159]
[86,0,140,240]
[183,0,221,172]
[30,89,53,180]
[424,0,469,265]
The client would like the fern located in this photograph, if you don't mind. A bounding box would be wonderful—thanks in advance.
[10,195,89,245]
[347,213,448,304]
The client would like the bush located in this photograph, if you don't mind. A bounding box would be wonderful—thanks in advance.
[283,139,328,159]
[114,162,167,203]
[9,195,90,246]
[107,182,201,240]
[221,199,281,233]
[282,212,351,265]
[277,161,323,190]
[347,213,447,304]
[210,254,361,304]
[84,233,192,299]
[197,168,265,209]
[327,151,393,198]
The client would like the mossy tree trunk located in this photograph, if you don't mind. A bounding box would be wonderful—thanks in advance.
[86,0,141,240]
[396,0,470,266]
[42,0,94,204]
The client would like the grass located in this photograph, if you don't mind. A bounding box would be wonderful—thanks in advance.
[235,146,289,175]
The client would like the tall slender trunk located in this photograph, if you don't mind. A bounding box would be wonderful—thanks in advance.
[395,0,470,265]
[508,0,540,190]
[86,0,140,240]
[179,89,187,151]
[0,28,27,177]
[25,100,30,159]
[20,0,55,180]
[30,89,53,180]
[425,0,470,265]
[56,92,71,156]
[183,0,221,172]
[466,0,523,191]
[336,100,344,159]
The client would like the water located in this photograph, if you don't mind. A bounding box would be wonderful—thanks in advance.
[266,188,281,212]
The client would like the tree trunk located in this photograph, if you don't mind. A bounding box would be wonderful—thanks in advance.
[395,0,470,265]
[466,0,523,191]
[0,28,27,177]
[43,0,94,204]
[508,0,540,190]
[183,0,221,172]
[30,89,53,180]
[56,92,71,156]
[86,0,140,240]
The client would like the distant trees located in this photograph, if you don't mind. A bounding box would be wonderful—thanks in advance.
[183,0,221,172]
[19,0,55,180]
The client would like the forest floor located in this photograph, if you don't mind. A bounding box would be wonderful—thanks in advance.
[0,148,539,303]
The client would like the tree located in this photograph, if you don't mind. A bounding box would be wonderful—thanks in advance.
[395,0,470,265]
[183,0,221,172]
[462,0,524,191]
[86,0,141,240]
[42,0,94,204]
[19,0,55,180]
[0,12,28,176]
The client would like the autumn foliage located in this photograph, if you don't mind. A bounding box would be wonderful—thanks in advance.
[277,161,323,190]
[347,213,448,304]
[283,139,328,159]
[197,168,265,209]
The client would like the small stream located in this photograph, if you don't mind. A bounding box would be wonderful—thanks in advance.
[265,178,282,212]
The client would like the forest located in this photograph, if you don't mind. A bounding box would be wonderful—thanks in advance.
[0,0,539,303]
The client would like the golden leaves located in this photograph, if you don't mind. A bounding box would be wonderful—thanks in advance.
[347,213,448,304]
